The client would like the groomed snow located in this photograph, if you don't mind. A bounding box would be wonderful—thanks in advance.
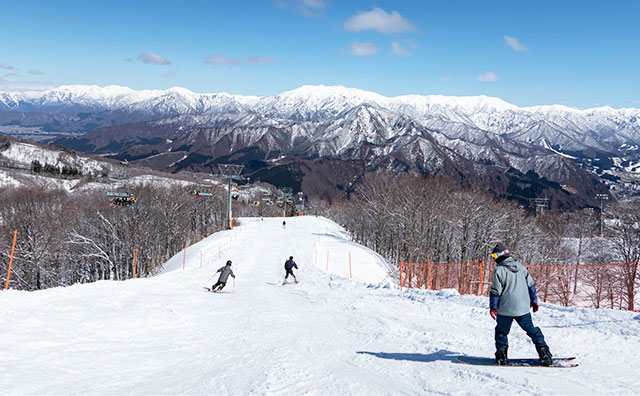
[2,216,640,395]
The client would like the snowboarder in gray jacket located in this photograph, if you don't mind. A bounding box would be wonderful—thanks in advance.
[489,242,552,366]
[211,260,235,292]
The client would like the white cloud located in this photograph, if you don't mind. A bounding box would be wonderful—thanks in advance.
[161,71,178,79]
[504,36,528,51]
[345,7,415,34]
[391,42,412,56]
[205,54,241,66]
[29,69,44,75]
[0,61,14,70]
[631,100,640,105]
[441,76,452,82]
[348,42,378,56]
[138,53,172,65]
[245,56,275,64]
[477,71,498,82]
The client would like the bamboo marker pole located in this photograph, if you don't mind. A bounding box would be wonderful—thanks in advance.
[4,229,17,290]
[133,248,138,279]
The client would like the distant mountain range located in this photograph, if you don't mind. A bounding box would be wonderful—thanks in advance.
[2,84,639,208]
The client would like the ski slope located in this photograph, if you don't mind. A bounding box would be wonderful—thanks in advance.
[2,216,640,395]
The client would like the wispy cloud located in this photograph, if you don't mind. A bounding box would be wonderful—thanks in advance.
[245,56,275,64]
[273,0,329,17]
[29,69,44,75]
[631,100,640,105]
[504,36,528,51]
[161,71,178,79]
[345,7,415,34]
[300,0,329,17]
[138,53,172,65]
[0,61,15,70]
[391,42,412,56]
[205,54,241,66]
[0,72,53,91]
[348,42,378,56]
[441,76,452,82]
[477,71,498,82]
[40,13,78,24]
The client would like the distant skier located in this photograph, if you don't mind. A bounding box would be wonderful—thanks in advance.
[211,260,235,292]
[489,242,553,366]
[283,256,298,284]
[282,220,286,229]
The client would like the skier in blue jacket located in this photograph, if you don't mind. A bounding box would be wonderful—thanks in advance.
[489,242,552,366]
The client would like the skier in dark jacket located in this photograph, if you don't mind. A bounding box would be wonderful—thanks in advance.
[283,256,298,284]
[489,242,553,366]
[211,260,235,292]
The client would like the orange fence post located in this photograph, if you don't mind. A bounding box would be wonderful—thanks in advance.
[326,250,330,271]
[399,260,403,290]
[478,258,483,296]
[182,242,186,271]
[349,251,352,279]
[4,229,17,290]
[133,248,138,279]
[427,255,432,291]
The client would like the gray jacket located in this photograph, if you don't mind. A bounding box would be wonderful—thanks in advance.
[490,257,534,317]
[216,265,235,283]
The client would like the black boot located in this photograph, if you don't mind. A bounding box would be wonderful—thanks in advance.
[536,345,553,366]
[495,345,508,365]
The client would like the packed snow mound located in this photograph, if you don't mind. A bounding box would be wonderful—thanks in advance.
[1,216,640,395]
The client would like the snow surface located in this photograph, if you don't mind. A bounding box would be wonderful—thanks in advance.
[2,216,640,395]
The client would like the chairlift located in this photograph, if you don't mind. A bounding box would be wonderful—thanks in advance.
[106,191,136,206]
[190,189,214,198]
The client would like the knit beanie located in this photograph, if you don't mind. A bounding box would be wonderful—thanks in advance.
[492,242,510,262]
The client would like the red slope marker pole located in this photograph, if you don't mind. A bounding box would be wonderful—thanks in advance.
[182,242,186,271]
[427,255,432,291]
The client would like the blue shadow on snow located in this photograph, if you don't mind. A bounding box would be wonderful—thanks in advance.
[356,350,459,363]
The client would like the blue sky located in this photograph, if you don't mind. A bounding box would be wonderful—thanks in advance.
[0,0,639,108]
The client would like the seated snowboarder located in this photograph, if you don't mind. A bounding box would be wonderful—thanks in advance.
[282,220,286,229]
[283,256,298,284]
[211,260,235,292]
[489,242,552,366]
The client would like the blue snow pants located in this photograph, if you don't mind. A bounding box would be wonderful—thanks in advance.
[495,313,546,349]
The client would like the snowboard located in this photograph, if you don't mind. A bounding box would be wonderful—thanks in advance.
[457,356,578,368]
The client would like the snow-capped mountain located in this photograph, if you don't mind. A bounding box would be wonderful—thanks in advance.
[3,84,640,155]
[2,83,639,204]
[48,102,605,209]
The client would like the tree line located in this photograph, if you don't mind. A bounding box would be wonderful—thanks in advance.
[321,171,639,311]
[0,184,228,290]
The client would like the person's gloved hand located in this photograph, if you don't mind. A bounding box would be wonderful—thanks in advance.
[531,302,539,312]
[490,309,497,320]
